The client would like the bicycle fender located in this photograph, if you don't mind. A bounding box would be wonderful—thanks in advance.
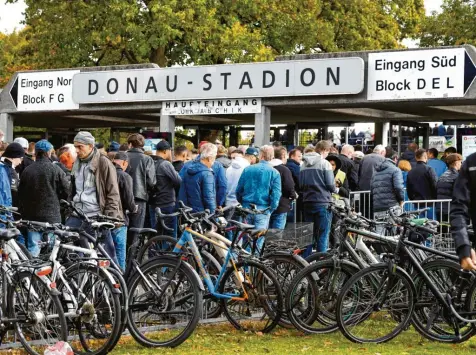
[264,251,310,268]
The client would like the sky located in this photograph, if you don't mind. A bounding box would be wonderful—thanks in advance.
[0,0,444,34]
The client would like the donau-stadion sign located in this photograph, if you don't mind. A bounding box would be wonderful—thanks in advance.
[72,58,365,104]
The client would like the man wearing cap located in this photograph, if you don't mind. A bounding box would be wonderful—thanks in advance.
[0,142,24,208]
[244,147,259,165]
[14,137,34,175]
[69,131,122,262]
[18,140,70,256]
[112,152,137,270]
[149,140,182,237]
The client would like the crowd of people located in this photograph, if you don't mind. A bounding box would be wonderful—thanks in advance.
[0,127,466,269]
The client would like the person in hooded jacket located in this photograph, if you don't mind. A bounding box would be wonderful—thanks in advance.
[399,142,418,168]
[300,141,335,255]
[178,143,217,213]
[1,143,24,208]
[326,154,349,198]
[225,149,250,208]
[437,153,462,220]
[269,147,296,229]
[370,153,405,217]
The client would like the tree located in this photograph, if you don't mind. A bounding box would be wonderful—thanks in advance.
[7,0,424,70]
[419,0,476,47]
[0,28,38,87]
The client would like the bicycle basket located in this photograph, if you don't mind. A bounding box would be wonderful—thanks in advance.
[265,223,313,249]
[429,233,456,253]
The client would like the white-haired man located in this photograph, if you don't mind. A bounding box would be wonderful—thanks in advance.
[236,145,282,250]
[358,145,386,191]
[178,143,218,212]
[340,144,359,191]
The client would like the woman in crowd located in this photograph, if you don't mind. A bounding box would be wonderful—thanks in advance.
[398,159,412,203]
[326,154,349,198]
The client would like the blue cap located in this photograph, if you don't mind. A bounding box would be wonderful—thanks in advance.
[108,141,120,152]
[245,147,259,157]
[35,139,53,153]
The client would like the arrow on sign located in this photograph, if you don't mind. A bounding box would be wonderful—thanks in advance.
[464,51,476,94]
[9,77,18,108]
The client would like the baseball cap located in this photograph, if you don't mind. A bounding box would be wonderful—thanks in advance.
[113,151,129,161]
[35,139,54,153]
[13,137,28,150]
[156,140,171,151]
[245,147,259,157]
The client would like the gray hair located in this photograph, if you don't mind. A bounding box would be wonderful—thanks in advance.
[341,144,354,155]
[200,143,218,159]
[259,145,274,161]
[373,145,385,154]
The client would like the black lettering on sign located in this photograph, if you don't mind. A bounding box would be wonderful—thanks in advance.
[145,76,157,93]
[327,67,340,86]
[221,73,231,90]
[165,102,171,108]
[300,68,315,87]
[107,78,118,94]
[57,77,72,86]
[262,70,275,88]
[167,75,177,92]
[252,99,257,105]
[418,79,426,89]
[203,74,212,91]
[447,77,454,88]
[239,71,253,89]
[433,77,440,89]
[127,77,137,94]
[88,80,98,95]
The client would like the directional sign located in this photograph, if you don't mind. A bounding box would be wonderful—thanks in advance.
[10,70,80,112]
[72,58,365,104]
[367,48,476,101]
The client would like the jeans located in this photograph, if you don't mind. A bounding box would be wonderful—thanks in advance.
[303,204,332,256]
[245,211,271,253]
[66,216,118,266]
[111,226,127,271]
[149,205,177,239]
[128,200,147,248]
[269,212,287,230]
[26,231,55,257]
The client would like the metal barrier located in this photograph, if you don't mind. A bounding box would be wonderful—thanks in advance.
[349,191,372,219]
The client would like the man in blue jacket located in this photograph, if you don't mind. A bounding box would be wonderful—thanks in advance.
[180,142,227,208]
[427,148,447,178]
[178,143,217,213]
[236,145,281,251]
[300,141,335,255]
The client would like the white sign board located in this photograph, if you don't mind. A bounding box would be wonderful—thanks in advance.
[428,136,447,152]
[72,58,365,104]
[13,70,80,111]
[462,135,476,160]
[162,98,262,116]
[367,48,476,100]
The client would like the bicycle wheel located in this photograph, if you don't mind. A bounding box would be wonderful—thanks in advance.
[127,256,202,347]
[304,251,331,264]
[137,235,178,264]
[218,258,283,333]
[105,267,129,345]
[58,263,123,355]
[265,253,309,329]
[412,259,475,343]
[9,271,68,355]
[336,263,415,343]
[286,259,358,334]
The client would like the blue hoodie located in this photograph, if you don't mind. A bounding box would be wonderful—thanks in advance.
[428,158,447,178]
[178,160,216,212]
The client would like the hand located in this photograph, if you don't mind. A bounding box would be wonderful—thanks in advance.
[461,249,476,270]
[335,179,342,187]
[399,201,404,207]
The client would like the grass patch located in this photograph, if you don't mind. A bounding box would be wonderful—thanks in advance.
[111,323,476,355]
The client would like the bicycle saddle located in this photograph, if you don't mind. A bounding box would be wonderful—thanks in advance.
[229,220,255,230]
[0,228,20,240]
[129,228,157,234]
[54,230,80,243]
[249,229,267,238]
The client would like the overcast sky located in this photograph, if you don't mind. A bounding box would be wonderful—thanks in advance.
[0,0,444,34]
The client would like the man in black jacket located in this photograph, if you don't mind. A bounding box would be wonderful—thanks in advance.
[149,141,182,237]
[339,144,359,191]
[172,145,188,173]
[407,149,438,200]
[451,152,476,270]
[126,134,156,244]
[286,149,302,222]
[18,140,70,257]
[270,147,296,229]
[112,152,137,270]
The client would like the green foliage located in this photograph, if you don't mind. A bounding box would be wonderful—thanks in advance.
[420,0,476,47]
[5,0,424,70]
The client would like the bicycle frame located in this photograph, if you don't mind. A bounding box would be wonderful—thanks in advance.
[173,227,249,301]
